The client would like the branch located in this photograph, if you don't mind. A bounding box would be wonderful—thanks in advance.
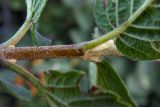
[0,0,153,61]
[0,44,85,60]
[0,41,121,61]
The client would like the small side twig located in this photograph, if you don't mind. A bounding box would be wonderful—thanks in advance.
[0,59,44,89]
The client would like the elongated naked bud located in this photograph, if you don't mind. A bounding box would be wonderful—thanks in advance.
[0,44,85,60]
[83,40,122,62]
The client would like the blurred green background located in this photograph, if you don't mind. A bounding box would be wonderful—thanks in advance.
[0,0,160,107]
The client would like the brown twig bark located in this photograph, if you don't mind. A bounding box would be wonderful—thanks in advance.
[0,41,122,61]
[0,44,85,60]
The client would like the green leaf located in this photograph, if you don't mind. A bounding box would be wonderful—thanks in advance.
[31,24,52,46]
[96,60,136,107]
[44,70,129,107]
[94,0,160,60]
[0,78,32,101]
[26,0,47,22]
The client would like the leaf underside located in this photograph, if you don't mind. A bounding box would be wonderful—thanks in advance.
[26,0,51,46]
[26,0,47,22]
[96,60,136,107]
[31,24,52,46]
[44,70,129,107]
[94,0,160,60]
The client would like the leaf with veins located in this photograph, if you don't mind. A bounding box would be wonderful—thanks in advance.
[94,0,160,60]
[26,0,47,23]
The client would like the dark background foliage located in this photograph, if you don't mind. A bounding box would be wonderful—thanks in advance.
[0,0,160,107]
